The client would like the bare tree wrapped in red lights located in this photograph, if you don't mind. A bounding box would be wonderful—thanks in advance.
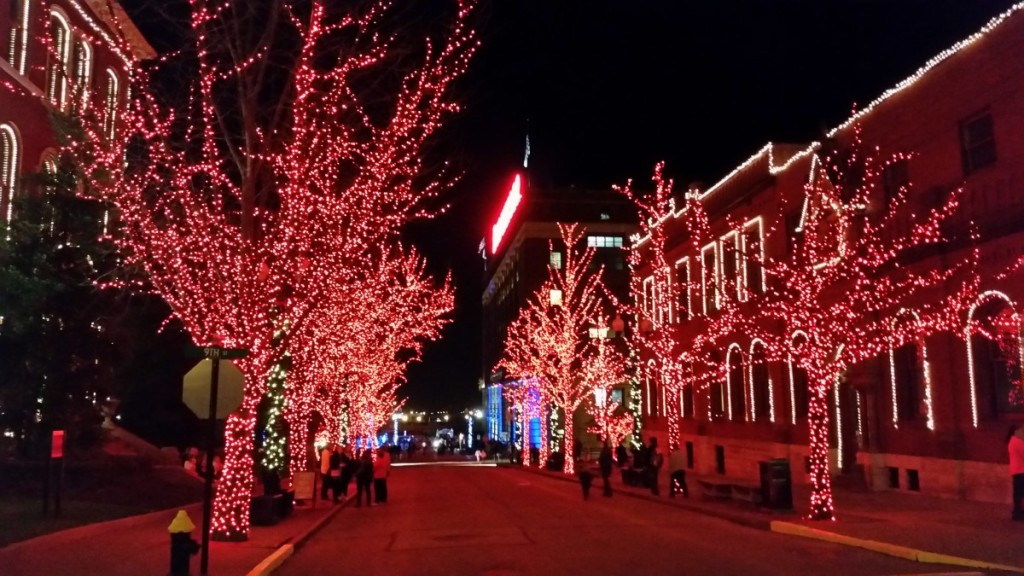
[499,223,622,474]
[749,129,980,520]
[286,247,454,474]
[617,164,753,445]
[584,333,633,448]
[60,0,477,540]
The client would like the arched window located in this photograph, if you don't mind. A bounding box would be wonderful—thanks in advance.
[104,69,120,141]
[7,0,31,73]
[709,351,725,420]
[681,362,694,419]
[1,124,21,235]
[71,37,93,107]
[41,155,58,234]
[750,341,771,421]
[727,345,746,421]
[47,10,73,109]
[789,332,810,423]
[968,294,1023,424]
[889,313,930,428]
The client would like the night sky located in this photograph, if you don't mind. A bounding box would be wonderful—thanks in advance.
[120,0,1019,411]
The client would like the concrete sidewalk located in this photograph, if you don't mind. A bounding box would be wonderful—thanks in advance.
[507,462,1024,573]
[0,498,345,576]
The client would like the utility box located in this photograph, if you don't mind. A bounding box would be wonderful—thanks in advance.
[759,459,793,510]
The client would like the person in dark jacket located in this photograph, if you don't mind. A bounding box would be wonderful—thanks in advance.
[598,442,614,497]
[337,451,354,502]
[355,449,374,507]
[328,447,343,502]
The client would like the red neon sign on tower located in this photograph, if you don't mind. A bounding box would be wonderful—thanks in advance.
[491,174,523,254]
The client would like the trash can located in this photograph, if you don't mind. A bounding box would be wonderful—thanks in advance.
[759,459,793,510]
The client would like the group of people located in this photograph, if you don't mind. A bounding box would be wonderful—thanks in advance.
[319,445,391,507]
[576,437,689,501]
[181,447,222,480]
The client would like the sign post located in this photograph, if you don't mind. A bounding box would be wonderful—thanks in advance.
[43,430,65,517]
[183,345,246,575]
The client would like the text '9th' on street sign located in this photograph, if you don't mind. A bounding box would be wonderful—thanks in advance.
[184,345,249,360]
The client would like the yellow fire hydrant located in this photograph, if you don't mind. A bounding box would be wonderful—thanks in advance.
[168,510,200,576]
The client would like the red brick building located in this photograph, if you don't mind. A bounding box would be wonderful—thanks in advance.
[1,0,152,225]
[635,4,1024,504]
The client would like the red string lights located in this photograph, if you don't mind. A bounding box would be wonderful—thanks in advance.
[499,223,628,475]
[59,0,477,540]
[625,125,980,520]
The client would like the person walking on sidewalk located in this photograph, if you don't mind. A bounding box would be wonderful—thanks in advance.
[598,442,614,497]
[1009,425,1024,520]
[338,450,354,501]
[578,464,595,501]
[646,437,663,496]
[319,444,333,501]
[328,446,343,502]
[667,443,688,498]
[373,446,391,504]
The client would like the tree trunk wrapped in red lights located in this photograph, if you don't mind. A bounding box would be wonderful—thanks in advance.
[59,0,476,540]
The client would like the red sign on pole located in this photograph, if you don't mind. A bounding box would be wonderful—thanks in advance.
[51,430,64,459]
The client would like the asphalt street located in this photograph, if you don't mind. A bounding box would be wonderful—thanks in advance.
[275,461,987,576]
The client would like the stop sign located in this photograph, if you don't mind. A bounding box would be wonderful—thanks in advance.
[182,359,244,419]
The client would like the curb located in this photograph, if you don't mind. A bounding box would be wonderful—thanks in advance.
[245,500,347,576]
[769,521,1024,574]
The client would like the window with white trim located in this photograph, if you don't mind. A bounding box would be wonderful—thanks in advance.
[104,69,120,141]
[674,257,690,322]
[47,10,73,110]
[742,218,765,297]
[71,37,92,108]
[720,232,740,302]
[1,124,21,235]
[7,0,31,74]
[701,243,717,314]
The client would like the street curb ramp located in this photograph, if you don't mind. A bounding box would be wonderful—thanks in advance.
[246,501,347,576]
[770,520,1024,574]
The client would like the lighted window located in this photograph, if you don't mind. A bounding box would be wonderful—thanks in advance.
[727,346,746,421]
[588,327,610,339]
[549,289,562,306]
[549,250,562,270]
[674,257,690,322]
[721,232,740,301]
[642,276,654,317]
[750,342,771,422]
[701,243,717,314]
[104,69,120,141]
[7,0,31,74]
[960,110,996,176]
[969,299,1023,421]
[1,124,21,235]
[47,10,73,110]
[71,38,92,107]
[587,235,623,249]
[742,219,764,297]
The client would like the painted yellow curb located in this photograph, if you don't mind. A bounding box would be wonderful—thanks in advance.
[246,543,294,576]
[770,521,1024,573]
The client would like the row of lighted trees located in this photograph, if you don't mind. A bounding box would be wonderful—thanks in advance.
[40,0,478,540]
[498,130,989,521]
[619,130,984,520]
